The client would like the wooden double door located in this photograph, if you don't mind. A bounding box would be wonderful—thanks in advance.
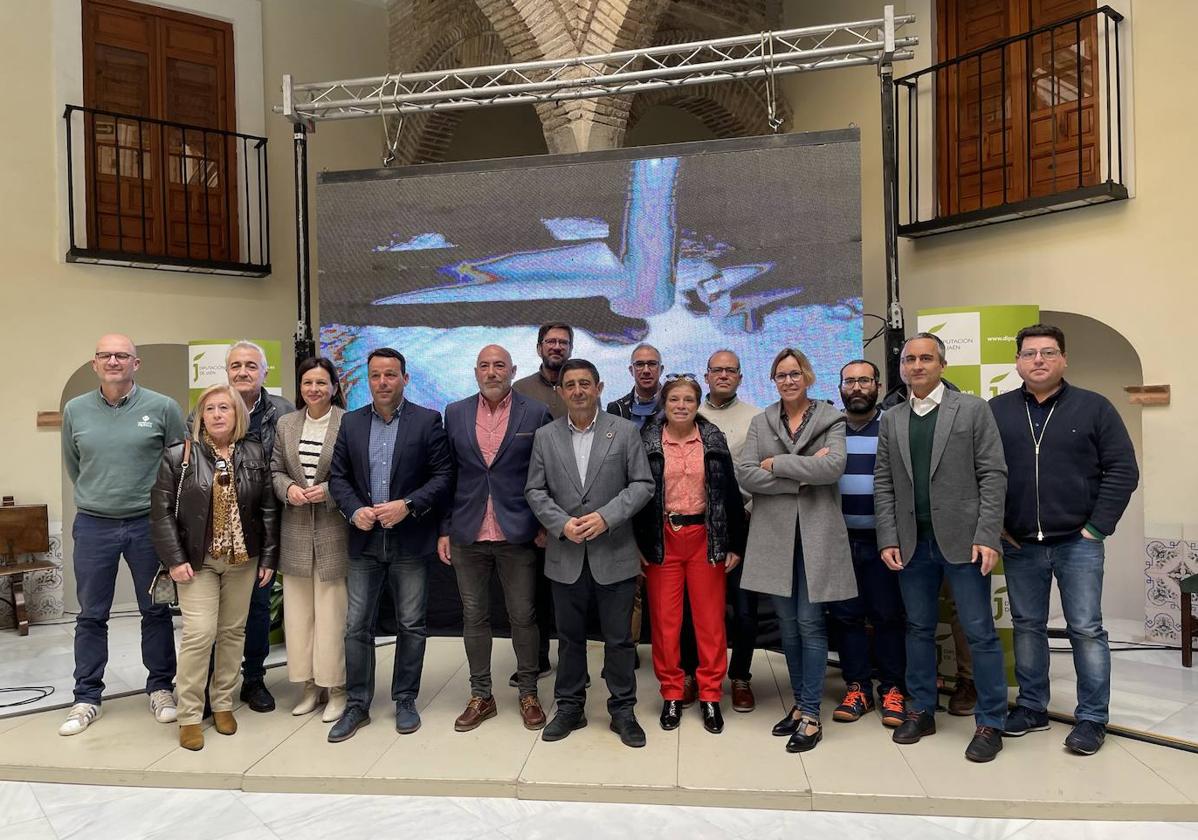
[82,0,238,261]
[936,0,1100,216]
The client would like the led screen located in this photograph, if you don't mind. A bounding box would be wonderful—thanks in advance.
[316,130,863,410]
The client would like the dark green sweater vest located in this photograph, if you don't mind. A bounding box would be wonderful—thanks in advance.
[909,407,939,541]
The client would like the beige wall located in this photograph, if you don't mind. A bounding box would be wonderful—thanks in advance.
[0,0,387,608]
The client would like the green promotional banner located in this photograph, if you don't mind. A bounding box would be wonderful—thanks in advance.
[916,305,1039,689]
[187,340,284,410]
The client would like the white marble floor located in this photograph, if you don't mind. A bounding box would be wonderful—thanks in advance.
[1,779,1197,840]
[3,614,1195,743]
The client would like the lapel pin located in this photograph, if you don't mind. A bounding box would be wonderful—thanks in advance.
[606,431,613,439]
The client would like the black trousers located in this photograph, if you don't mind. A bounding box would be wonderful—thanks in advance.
[551,557,637,717]
[534,546,554,666]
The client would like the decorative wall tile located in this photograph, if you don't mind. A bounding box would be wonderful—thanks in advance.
[0,522,64,629]
[1143,538,1198,645]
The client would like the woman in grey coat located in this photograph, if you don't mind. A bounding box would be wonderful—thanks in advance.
[270,357,349,723]
[737,348,854,753]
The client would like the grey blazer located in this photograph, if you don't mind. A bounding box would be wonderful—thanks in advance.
[874,388,1007,565]
[736,400,855,603]
[525,410,654,586]
[270,406,350,581]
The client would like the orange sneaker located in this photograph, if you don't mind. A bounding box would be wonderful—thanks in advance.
[832,682,874,722]
[880,687,906,728]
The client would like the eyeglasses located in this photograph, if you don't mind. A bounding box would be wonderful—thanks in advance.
[706,366,741,375]
[665,373,697,382]
[95,352,134,363]
[632,360,661,370]
[773,371,807,383]
[541,338,570,348]
[841,376,876,387]
[1017,348,1062,360]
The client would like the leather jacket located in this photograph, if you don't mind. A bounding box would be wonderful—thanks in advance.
[150,437,280,571]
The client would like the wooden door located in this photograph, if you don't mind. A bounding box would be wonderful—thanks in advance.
[936,0,1096,217]
[82,0,237,262]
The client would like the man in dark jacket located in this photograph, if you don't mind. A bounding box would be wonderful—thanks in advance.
[327,348,453,742]
[438,345,552,732]
[607,343,664,429]
[990,324,1138,756]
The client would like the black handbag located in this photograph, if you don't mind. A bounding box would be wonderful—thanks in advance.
[148,438,192,607]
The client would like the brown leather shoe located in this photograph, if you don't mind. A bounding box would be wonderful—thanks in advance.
[681,674,698,708]
[454,696,497,732]
[179,723,204,751]
[519,694,547,730]
[731,679,755,713]
[212,710,237,735]
[948,678,977,716]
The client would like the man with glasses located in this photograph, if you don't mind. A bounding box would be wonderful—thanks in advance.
[607,343,664,430]
[874,332,1008,762]
[513,323,574,679]
[514,323,572,419]
[60,334,187,735]
[681,349,761,711]
[990,324,1138,756]
[827,360,907,728]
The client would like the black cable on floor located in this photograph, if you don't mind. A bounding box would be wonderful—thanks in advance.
[0,686,55,708]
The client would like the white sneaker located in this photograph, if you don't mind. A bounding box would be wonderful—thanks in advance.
[59,703,101,736]
[149,690,178,723]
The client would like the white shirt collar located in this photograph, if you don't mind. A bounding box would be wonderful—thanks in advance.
[909,382,946,417]
[568,410,599,434]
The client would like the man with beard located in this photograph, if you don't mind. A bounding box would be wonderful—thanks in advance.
[512,322,574,679]
[826,360,907,728]
[514,323,572,419]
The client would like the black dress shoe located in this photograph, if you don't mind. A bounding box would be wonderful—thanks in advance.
[239,679,275,713]
[660,700,682,731]
[542,710,587,742]
[772,705,802,736]
[965,725,1004,762]
[700,701,724,734]
[610,714,647,748]
[327,706,370,743]
[785,717,822,753]
[892,710,936,744]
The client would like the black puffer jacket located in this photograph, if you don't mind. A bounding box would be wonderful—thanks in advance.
[150,438,280,571]
[633,416,748,565]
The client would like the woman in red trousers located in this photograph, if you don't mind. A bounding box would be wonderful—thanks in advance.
[634,375,748,734]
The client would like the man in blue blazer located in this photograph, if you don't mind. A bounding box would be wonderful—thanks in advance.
[326,348,452,743]
[438,344,553,733]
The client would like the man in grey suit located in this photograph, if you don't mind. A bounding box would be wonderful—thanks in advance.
[525,359,655,747]
[874,333,1008,763]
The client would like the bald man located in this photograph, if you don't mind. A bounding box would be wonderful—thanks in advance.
[60,334,187,736]
[439,345,553,731]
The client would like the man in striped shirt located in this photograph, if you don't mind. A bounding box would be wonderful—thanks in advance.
[828,359,907,728]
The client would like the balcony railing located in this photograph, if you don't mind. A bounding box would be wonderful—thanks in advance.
[895,6,1127,238]
[63,105,270,276]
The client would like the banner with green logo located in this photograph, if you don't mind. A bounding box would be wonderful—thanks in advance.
[187,340,284,410]
[916,305,1038,689]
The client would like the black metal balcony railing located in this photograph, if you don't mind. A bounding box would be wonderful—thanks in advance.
[894,6,1128,238]
[63,104,270,276]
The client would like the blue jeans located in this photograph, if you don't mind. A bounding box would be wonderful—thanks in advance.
[344,531,429,712]
[241,573,273,681]
[1003,533,1110,724]
[71,513,176,705]
[826,534,906,695]
[898,539,1006,728]
[771,530,828,718]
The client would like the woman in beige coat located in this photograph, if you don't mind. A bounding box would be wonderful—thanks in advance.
[270,357,349,722]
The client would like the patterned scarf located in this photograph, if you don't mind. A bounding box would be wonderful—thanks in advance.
[203,431,249,566]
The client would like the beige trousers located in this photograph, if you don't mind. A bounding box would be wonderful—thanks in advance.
[283,573,348,687]
[175,555,257,725]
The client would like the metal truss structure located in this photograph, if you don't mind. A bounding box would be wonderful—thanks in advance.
[277,6,917,388]
[278,11,915,123]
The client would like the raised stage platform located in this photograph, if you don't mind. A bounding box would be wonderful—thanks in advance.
[0,638,1194,820]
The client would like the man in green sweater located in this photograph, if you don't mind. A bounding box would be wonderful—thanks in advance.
[59,334,187,736]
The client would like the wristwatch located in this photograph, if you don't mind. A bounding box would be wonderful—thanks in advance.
[403,497,417,517]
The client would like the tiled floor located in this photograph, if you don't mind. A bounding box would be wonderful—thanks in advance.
[3,614,1195,742]
[0,636,1196,821]
[2,780,1198,840]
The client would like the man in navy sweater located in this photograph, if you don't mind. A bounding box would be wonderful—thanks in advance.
[989,324,1138,756]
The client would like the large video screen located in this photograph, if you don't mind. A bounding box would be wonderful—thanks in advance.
[317,130,863,411]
